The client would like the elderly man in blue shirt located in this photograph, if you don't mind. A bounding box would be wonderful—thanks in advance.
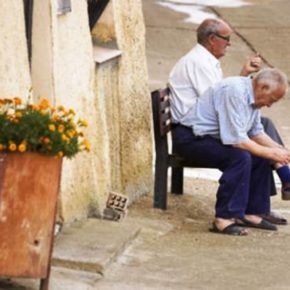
[173,68,290,236]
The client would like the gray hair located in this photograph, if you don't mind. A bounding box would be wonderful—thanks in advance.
[254,68,289,93]
[197,19,225,44]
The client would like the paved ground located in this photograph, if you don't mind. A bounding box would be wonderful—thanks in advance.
[2,0,290,289]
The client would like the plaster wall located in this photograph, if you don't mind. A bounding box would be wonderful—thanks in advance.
[0,0,31,97]
[50,0,101,221]
[31,0,54,102]
[93,0,153,202]
[113,0,153,200]
[94,59,122,194]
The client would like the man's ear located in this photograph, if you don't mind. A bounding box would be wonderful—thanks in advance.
[207,34,215,45]
[261,83,270,92]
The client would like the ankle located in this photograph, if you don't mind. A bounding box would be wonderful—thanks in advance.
[214,217,235,230]
[244,215,262,224]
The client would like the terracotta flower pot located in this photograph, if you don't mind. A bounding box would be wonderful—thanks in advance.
[0,152,62,289]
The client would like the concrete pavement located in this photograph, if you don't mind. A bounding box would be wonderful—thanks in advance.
[0,218,141,290]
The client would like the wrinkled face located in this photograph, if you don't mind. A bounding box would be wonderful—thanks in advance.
[208,23,232,59]
[254,83,285,109]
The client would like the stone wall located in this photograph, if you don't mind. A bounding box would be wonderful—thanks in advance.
[113,0,153,201]
[92,0,153,204]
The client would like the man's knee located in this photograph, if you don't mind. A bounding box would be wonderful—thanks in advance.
[230,148,252,166]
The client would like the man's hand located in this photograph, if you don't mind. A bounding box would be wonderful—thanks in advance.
[269,147,290,165]
[240,53,262,76]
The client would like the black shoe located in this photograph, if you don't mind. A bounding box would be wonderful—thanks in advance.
[238,218,277,231]
[209,223,248,236]
[259,212,287,225]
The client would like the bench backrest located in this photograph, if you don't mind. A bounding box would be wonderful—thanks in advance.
[151,88,172,155]
[151,88,171,136]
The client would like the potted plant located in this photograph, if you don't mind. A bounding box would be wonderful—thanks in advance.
[0,97,90,290]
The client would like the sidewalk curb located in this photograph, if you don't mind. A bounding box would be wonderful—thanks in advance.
[52,218,141,275]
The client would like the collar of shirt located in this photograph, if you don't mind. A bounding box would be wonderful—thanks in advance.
[194,44,221,71]
[245,77,255,106]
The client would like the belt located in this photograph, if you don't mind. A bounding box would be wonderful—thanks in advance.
[171,123,192,130]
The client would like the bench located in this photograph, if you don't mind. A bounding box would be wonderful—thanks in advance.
[151,88,213,210]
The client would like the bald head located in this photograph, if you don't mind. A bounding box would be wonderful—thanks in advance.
[253,68,289,108]
[197,19,231,45]
[254,68,288,93]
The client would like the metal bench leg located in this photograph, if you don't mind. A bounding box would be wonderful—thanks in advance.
[171,167,184,194]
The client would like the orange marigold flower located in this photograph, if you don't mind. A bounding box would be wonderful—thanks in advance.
[82,139,91,152]
[68,109,76,115]
[15,111,22,118]
[39,98,50,110]
[9,143,17,152]
[79,119,88,127]
[13,97,22,105]
[69,121,76,128]
[0,144,5,151]
[52,115,61,122]
[18,143,27,153]
[48,124,56,131]
[58,124,65,133]
[67,130,75,138]
[62,134,69,142]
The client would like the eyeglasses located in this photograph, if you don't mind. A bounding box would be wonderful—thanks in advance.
[214,33,231,42]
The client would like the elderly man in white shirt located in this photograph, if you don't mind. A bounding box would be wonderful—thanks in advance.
[169,18,289,225]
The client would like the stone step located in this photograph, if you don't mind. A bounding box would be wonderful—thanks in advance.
[52,218,141,275]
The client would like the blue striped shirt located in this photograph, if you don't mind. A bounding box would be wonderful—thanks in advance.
[190,76,264,145]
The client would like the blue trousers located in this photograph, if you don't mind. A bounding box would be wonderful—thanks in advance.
[172,126,272,218]
[261,116,283,146]
[262,116,283,196]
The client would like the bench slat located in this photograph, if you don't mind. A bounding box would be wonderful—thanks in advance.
[159,97,170,111]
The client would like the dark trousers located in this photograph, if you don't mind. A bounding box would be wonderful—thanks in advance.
[172,126,272,218]
[261,116,283,145]
[261,116,283,196]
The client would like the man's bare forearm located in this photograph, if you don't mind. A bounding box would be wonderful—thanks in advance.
[233,138,290,165]
[251,133,284,148]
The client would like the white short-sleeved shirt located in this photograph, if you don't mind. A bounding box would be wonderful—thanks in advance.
[168,44,223,126]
